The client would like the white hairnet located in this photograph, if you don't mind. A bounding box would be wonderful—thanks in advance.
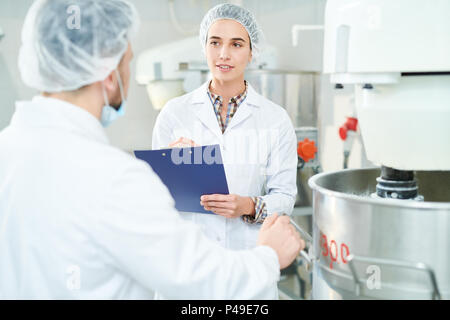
[18,0,139,93]
[199,3,264,60]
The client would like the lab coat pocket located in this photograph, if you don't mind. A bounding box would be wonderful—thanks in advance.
[226,164,255,195]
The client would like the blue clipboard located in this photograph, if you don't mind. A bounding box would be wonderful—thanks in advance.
[134,144,229,214]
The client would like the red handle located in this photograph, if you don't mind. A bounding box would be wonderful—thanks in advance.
[339,117,358,140]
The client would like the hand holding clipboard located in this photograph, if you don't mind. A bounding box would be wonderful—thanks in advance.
[135,144,229,214]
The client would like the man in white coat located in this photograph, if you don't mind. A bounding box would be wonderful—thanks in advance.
[0,0,304,299]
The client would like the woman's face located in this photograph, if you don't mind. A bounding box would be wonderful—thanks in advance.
[206,19,252,83]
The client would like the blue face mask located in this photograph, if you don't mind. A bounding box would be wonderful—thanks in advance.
[100,70,127,127]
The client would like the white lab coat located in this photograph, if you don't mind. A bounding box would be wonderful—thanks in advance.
[152,82,298,250]
[0,96,281,299]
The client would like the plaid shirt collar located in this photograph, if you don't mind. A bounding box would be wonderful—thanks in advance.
[207,80,248,106]
[207,81,248,133]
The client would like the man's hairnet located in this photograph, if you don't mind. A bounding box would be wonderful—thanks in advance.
[199,3,264,60]
[18,0,139,93]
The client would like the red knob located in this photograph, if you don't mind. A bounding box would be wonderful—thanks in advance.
[297,138,318,163]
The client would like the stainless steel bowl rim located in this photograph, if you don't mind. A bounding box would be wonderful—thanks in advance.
[308,168,450,210]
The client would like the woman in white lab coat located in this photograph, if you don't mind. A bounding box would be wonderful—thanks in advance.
[152,3,298,251]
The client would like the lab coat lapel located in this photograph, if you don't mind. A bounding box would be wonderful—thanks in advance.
[225,83,260,132]
[190,82,223,140]
[224,103,252,132]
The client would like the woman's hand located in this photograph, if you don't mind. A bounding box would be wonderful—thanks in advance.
[200,194,256,219]
[168,137,199,148]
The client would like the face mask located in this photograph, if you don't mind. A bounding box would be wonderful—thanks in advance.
[100,70,127,127]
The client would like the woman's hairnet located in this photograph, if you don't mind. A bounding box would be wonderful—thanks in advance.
[199,3,264,60]
[18,0,139,93]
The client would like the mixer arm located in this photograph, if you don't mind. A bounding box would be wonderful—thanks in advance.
[347,254,441,300]
[287,216,317,272]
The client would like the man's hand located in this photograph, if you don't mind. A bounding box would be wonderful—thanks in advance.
[200,194,255,219]
[257,213,305,269]
[168,137,199,148]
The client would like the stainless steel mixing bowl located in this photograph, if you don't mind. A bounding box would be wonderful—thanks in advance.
[307,168,450,299]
